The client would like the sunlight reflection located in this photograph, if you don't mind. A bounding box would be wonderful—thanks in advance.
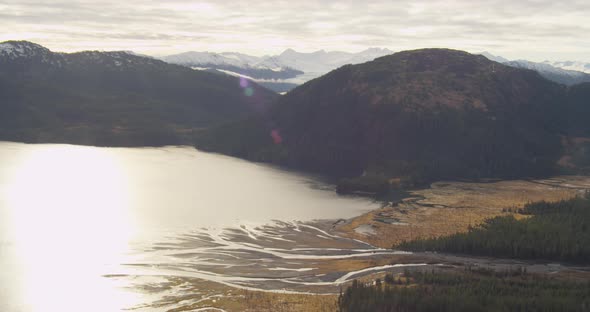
[5,144,140,311]
[0,143,379,311]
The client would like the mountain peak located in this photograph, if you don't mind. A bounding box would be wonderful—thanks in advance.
[0,40,51,57]
[361,47,393,54]
[375,48,488,68]
[479,51,509,63]
[280,48,299,57]
[195,47,574,182]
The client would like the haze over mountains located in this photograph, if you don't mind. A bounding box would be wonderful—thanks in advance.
[161,48,395,92]
[547,60,590,73]
[161,47,590,91]
[480,52,590,86]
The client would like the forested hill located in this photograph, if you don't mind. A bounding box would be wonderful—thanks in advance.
[563,82,590,136]
[195,49,590,185]
[0,41,277,146]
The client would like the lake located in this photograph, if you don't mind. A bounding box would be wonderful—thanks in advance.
[0,142,381,311]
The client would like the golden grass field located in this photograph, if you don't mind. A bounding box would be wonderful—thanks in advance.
[335,176,590,248]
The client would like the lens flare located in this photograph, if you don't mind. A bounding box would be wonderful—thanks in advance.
[239,77,249,88]
[239,77,255,97]
[271,129,282,144]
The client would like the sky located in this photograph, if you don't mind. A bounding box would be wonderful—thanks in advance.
[0,0,589,62]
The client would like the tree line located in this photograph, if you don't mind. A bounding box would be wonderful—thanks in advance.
[338,268,590,312]
[398,194,590,263]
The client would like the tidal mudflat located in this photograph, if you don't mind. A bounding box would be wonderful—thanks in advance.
[117,176,590,311]
[336,176,590,248]
[1,142,589,311]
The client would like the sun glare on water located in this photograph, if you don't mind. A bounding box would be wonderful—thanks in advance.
[4,144,141,311]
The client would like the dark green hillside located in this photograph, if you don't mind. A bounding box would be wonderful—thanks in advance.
[563,83,590,136]
[399,194,590,263]
[0,41,277,146]
[196,49,579,184]
[557,83,590,173]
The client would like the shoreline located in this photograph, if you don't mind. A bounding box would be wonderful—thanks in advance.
[3,141,589,310]
[124,175,590,311]
[332,175,590,249]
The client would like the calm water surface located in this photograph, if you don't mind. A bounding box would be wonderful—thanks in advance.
[0,142,378,311]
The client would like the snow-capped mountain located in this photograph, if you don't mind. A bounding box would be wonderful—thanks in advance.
[542,60,590,74]
[0,41,51,58]
[480,52,590,86]
[269,47,394,84]
[479,51,509,63]
[505,60,590,86]
[0,40,66,67]
[348,48,396,64]
[0,40,160,71]
[161,47,395,86]
[162,51,252,68]
[271,47,394,74]
[160,51,303,80]
[276,49,352,72]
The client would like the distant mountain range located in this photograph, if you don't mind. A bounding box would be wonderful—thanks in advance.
[478,52,509,63]
[480,52,590,86]
[161,51,304,81]
[161,48,590,91]
[160,48,394,92]
[545,60,590,73]
[0,41,276,146]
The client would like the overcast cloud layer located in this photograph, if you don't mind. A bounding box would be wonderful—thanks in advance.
[1,0,589,61]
